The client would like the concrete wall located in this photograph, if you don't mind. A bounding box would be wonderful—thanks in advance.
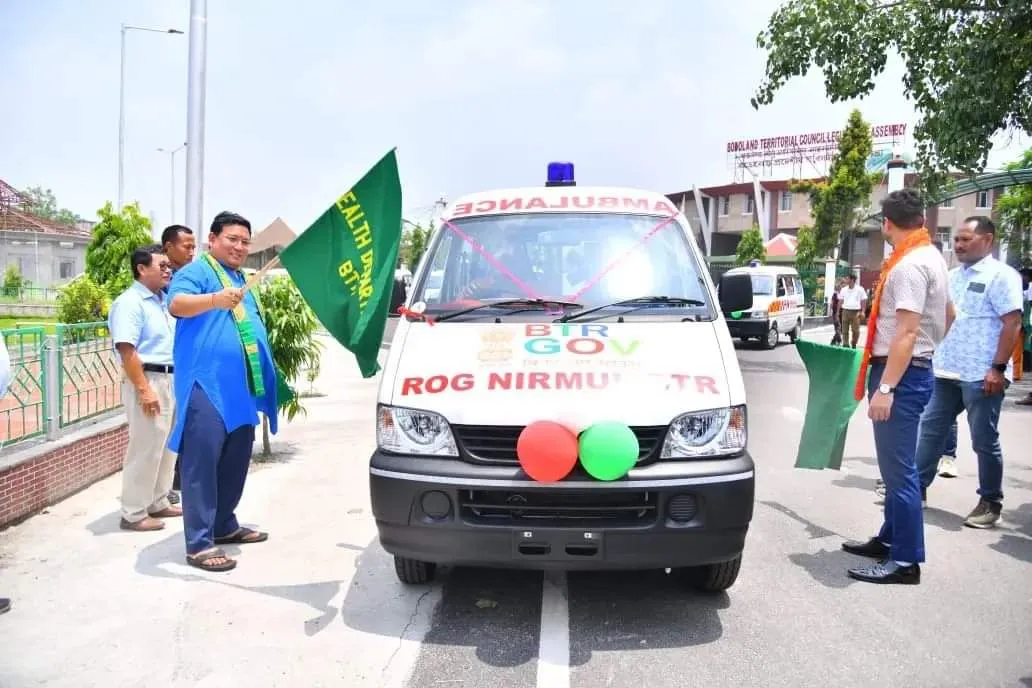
[0,231,88,287]
[715,193,759,233]
[0,415,128,528]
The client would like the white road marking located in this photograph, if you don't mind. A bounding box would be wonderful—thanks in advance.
[536,570,571,688]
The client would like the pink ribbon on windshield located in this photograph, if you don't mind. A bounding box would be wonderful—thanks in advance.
[440,217,542,300]
[565,213,679,301]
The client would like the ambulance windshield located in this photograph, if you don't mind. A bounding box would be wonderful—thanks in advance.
[750,275,775,295]
[409,212,712,320]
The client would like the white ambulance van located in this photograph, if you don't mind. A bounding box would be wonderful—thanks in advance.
[370,163,756,592]
[722,263,805,349]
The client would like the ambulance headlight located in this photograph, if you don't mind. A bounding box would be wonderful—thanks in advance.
[377,404,458,456]
[751,311,768,319]
[660,405,747,458]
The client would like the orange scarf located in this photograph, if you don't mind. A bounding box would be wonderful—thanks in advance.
[853,229,932,401]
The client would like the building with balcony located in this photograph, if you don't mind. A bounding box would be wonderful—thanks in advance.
[667,171,1008,288]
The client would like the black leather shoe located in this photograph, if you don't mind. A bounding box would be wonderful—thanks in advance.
[847,560,920,585]
[841,537,891,559]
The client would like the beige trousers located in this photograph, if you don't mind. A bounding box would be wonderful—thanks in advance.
[120,372,177,522]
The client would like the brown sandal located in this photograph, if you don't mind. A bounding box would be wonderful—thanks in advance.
[120,516,165,531]
[149,506,183,518]
[186,548,236,572]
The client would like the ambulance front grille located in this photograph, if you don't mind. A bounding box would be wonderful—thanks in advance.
[451,424,668,466]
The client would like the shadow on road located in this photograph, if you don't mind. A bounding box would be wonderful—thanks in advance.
[759,500,842,540]
[788,549,861,589]
[85,510,123,536]
[133,531,344,636]
[567,568,728,665]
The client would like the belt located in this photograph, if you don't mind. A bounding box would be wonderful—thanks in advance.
[142,363,174,374]
[869,356,932,369]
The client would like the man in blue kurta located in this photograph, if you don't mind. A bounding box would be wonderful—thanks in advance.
[167,211,279,572]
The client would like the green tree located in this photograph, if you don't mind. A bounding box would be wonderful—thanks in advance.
[255,275,324,456]
[21,185,84,226]
[789,109,879,260]
[400,221,432,271]
[3,265,26,297]
[751,0,1032,196]
[56,275,109,325]
[735,226,767,266]
[997,147,1032,269]
[794,225,818,271]
[86,202,153,300]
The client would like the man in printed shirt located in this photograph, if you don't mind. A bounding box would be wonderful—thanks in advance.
[913,217,1024,528]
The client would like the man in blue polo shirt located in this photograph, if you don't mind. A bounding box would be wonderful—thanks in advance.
[914,216,1024,529]
[109,244,181,531]
[167,211,279,572]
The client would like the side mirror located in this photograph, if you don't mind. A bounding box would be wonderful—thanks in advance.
[718,273,753,314]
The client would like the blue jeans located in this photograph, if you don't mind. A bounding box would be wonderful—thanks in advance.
[869,362,933,564]
[179,384,256,555]
[915,377,1005,502]
[943,422,957,458]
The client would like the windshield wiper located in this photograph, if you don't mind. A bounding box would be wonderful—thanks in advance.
[434,298,583,322]
[557,296,705,323]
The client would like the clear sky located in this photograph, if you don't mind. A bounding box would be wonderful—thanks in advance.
[1,0,1027,234]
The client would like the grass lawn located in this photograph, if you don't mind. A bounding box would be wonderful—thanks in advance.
[0,317,58,334]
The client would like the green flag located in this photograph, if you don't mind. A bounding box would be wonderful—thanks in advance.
[794,339,863,470]
[277,150,402,378]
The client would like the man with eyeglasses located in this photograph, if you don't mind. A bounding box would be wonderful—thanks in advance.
[108,244,181,532]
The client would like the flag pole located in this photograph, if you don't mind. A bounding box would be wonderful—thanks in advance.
[242,255,281,292]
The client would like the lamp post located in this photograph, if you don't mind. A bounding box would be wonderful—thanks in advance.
[184,0,208,246]
[118,24,184,212]
[157,142,187,226]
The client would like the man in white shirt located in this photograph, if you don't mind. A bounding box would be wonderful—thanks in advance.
[838,274,867,348]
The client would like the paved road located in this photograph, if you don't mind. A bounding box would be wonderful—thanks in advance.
[2,325,1032,687]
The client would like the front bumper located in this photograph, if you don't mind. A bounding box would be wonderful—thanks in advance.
[369,451,755,571]
[726,318,769,338]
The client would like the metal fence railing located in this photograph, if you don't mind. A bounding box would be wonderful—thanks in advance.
[1,321,124,447]
[56,322,123,428]
[0,286,62,303]
[0,326,48,445]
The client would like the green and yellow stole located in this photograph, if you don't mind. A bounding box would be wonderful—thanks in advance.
[202,253,268,397]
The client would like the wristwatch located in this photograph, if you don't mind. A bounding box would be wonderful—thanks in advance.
[992,362,1007,373]
[878,383,895,395]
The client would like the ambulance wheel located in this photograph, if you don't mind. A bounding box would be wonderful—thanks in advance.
[788,320,801,343]
[394,555,437,585]
[676,554,742,593]
[763,323,779,349]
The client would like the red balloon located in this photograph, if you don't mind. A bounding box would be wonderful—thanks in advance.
[516,421,579,482]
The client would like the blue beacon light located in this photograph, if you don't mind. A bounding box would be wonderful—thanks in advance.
[545,161,576,187]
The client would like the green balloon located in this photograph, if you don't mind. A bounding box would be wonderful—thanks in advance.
[579,422,639,481]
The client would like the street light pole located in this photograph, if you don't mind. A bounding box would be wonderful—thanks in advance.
[157,143,187,226]
[184,0,208,246]
[117,24,183,212]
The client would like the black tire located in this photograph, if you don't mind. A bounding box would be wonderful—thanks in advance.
[393,555,437,585]
[677,554,742,593]
[788,320,801,343]
[762,323,779,349]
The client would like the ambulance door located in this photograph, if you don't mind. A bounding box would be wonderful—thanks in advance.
[775,274,793,331]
